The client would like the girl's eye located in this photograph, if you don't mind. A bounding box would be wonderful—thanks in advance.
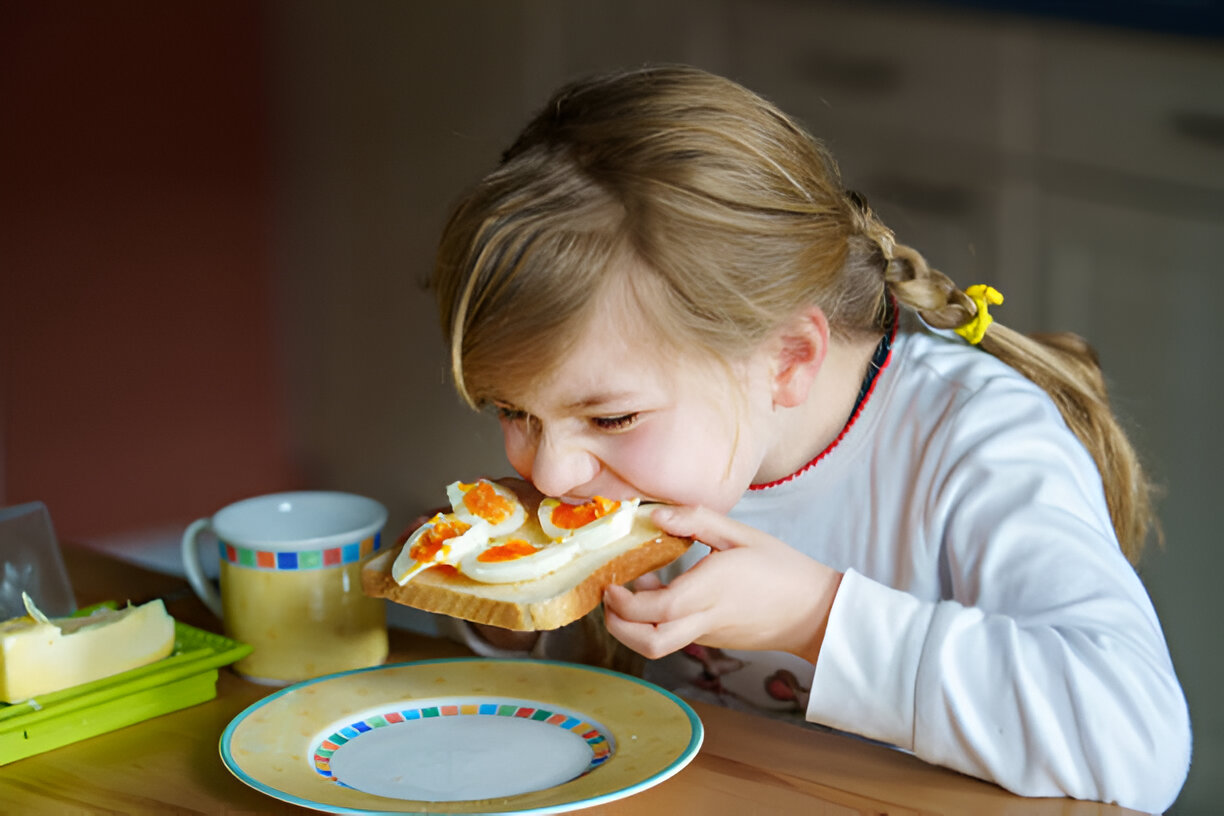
[492,404,528,423]
[592,413,639,432]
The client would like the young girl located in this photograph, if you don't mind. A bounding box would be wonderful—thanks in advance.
[427,65,1190,812]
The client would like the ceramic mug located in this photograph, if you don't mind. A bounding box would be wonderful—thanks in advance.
[182,491,389,685]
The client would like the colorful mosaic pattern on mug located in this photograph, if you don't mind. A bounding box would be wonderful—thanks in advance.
[218,533,382,571]
[312,701,614,784]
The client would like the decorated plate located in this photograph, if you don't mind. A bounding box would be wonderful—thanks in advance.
[220,658,703,814]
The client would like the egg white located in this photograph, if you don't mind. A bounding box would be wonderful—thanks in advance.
[459,538,580,584]
[447,479,527,537]
[392,513,491,584]
[459,497,643,584]
[396,486,646,585]
[537,497,640,548]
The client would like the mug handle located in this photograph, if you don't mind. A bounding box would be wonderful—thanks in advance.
[181,518,224,618]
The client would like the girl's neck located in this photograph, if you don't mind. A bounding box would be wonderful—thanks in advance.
[754,330,885,485]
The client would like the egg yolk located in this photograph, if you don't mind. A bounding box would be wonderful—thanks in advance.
[477,539,539,563]
[462,481,515,525]
[409,515,471,562]
[550,496,619,530]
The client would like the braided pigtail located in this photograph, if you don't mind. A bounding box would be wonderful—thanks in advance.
[847,194,1158,563]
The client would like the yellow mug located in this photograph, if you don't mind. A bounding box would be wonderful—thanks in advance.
[181,491,388,685]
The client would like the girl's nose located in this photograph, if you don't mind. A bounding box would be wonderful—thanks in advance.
[528,429,600,499]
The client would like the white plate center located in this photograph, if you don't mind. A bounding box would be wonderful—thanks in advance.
[322,705,611,802]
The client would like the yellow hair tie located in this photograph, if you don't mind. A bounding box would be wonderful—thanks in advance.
[954,284,1004,345]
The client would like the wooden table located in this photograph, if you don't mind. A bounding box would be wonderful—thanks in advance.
[4,545,1140,815]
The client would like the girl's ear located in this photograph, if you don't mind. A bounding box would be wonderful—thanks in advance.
[770,306,829,408]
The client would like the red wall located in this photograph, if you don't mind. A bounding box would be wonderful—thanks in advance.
[0,2,298,540]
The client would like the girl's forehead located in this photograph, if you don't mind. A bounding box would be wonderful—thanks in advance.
[522,305,674,404]
[478,255,745,409]
[516,302,743,412]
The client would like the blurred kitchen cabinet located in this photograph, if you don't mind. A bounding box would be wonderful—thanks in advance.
[1031,22,1224,451]
[1040,195,1221,496]
[1039,27,1224,191]
[1031,26,1224,483]
[725,1,1045,324]
[717,0,1224,337]
[730,1,1008,154]
[1028,24,1224,564]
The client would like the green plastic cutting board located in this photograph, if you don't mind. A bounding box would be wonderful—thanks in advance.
[0,612,251,764]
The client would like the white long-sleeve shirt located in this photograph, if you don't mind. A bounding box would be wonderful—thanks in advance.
[452,314,1191,812]
[718,314,1189,812]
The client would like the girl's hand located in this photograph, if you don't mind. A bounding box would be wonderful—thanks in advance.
[603,505,842,665]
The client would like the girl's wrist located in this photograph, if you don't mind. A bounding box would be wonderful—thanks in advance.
[795,568,843,666]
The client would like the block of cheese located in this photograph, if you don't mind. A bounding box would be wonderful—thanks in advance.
[0,595,175,703]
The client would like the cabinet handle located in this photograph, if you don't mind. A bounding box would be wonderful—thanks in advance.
[1169,110,1224,150]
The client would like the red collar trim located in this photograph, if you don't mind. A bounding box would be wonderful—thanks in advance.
[749,314,897,491]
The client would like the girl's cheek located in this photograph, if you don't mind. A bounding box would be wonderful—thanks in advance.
[621,415,741,509]
[500,424,535,480]
[607,423,679,492]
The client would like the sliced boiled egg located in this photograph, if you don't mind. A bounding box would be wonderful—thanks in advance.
[447,479,526,537]
[459,536,580,584]
[392,513,491,584]
[538,496,640,551]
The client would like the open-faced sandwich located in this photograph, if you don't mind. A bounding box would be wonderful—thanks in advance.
[361,478,690,631]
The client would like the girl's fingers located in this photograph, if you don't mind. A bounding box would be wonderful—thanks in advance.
[628,571,665,592]
[604,601,710,660]
[650,504,778,552]
[603,576,706,625]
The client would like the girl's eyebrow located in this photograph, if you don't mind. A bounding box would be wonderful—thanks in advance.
[563,391,641,411]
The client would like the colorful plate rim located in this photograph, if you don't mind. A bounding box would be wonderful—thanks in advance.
[219,657,703,814]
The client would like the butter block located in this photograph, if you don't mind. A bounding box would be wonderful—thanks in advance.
[0,597,175,703]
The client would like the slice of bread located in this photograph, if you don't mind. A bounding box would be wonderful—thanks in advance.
[361,480,690,631]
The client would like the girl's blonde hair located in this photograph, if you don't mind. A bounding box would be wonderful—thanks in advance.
[433,64,1156,563]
